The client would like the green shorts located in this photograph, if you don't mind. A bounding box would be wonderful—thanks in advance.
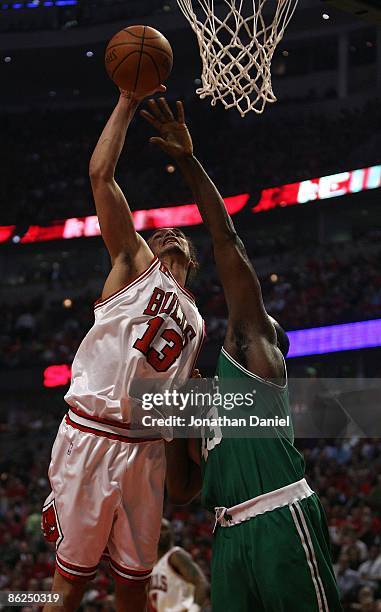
[211,494,342,611]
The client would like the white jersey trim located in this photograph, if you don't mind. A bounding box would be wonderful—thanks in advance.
[220,346,287,390]
[164,265,196,304]
[214,478,313,528]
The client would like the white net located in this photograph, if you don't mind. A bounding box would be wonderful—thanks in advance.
[177,0,298,117]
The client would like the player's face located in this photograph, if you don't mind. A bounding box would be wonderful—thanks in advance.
[148,228,191,262]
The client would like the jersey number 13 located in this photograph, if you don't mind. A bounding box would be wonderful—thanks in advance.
[133,316,183,372]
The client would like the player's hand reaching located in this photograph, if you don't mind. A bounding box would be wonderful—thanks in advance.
[140,98,193,159]
[119,85,166,103]
[191,368,202,379]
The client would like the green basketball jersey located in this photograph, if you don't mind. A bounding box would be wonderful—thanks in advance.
[201,347,305,511]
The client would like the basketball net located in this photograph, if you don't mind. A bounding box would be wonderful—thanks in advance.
[177,0,298,117]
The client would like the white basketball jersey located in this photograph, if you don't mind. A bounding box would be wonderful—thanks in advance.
[64,257,204,426]
[149,547,195,612]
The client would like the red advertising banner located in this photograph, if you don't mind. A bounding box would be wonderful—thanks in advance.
[1,164,380,245]
[3,193,249,245]
[254,165,381,213]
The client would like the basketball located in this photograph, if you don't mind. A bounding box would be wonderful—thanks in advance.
[104,25,173,97]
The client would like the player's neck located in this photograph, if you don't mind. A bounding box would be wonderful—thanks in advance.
[161,256,188,288]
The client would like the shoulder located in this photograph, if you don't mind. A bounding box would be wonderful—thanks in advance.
[167,547,193,576]
[100,250,158,303]
[222,332,286,385]
[169,547,191,563]
[168,547,192,568]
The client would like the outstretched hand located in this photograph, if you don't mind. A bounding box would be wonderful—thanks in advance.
[191,368,202,379]
[119,84,166,103]
[140,98,193,159]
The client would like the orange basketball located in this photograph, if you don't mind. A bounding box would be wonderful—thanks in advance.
[105,25,173,97]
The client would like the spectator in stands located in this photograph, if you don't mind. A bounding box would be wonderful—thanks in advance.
[335,553,361,602]
[358,545,381,591]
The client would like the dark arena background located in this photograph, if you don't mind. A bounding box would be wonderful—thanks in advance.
[0,0,381,610]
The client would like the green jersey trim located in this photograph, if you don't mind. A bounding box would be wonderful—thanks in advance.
[220,346,287,390]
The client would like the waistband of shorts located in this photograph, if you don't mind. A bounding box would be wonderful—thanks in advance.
[65,409,162,443]
[214,478,314,530]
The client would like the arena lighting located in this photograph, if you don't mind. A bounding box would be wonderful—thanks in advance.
[287,319,381,358]
[43,364,72,388]
[42,319,381,387]
[0,194,249,244]
[254,164,381,213]
[0,225,16,242]
[1,164,380,245]
[0,0,77,6]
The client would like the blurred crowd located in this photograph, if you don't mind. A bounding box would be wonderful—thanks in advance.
[0,410,381,611]
[304,438,381,610]
[0,0,164,33]
[0,98,380,226]
[198,236,381,340]
[1,233,381,369]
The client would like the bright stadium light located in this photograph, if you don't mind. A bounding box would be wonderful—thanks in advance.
[287,320,381,358]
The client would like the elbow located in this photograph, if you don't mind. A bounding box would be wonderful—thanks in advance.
[195,577,210,598]
[213,228,239,249]
[166,483,198,506]
[224,229,238,243]
[89,162,114,184]
[168,493,190,506]
[166,488,190,506]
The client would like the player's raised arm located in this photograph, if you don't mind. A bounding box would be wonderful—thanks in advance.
[141,98,282,379]
[89,93,148,263]
[90,90,168,300]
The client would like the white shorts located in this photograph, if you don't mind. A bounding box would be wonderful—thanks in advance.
[42,413,165,584]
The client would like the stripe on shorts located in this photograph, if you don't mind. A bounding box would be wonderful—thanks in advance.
[109,558,152,582]
[66,411,160,443]
[289,503,329,612]
[56,555,98,580]
[69,404,133,430]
